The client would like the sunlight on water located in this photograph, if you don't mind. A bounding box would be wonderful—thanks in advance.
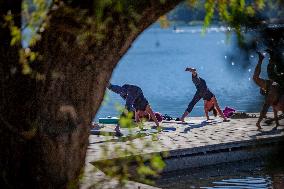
[201,177,272,189]
[173,26,231,34]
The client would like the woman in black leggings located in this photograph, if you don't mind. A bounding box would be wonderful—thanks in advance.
[179,68,227,122]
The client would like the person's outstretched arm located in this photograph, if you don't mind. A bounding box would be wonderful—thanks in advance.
[185,67,197,76]
[204,100,210,120]
[107,83,124,94]
[253,52,266,89]
[135,111,141,123]
[212,97,227,121]
[145,105,159,127]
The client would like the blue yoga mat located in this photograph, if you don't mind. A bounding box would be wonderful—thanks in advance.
[98,116,119,124]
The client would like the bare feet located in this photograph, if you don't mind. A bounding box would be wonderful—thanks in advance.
[256,122,262,131]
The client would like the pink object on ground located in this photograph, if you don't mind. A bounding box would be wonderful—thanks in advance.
[223,107,236,118]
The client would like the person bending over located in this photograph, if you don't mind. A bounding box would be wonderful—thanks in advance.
[179,68,227,122]
[107,83,160,128]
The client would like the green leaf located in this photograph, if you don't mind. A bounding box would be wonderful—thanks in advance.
[29,52,37,62]
[22,63,32,75]
[114,1,123,12]
[137,165,156,176]
[150,155,165,171]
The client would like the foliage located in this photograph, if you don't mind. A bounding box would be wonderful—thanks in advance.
[170,0,283,43]
[22,0,50,46]
[14,0,284,72]
[90,105,166,187]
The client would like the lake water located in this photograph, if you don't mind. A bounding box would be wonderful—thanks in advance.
[155,158,284,189]
[95,24,268,120]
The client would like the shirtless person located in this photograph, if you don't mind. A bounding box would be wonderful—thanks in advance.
[253,52,284,130]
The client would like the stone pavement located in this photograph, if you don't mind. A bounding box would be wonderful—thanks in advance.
[81,112,284,188]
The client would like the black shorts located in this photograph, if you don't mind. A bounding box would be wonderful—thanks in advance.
[134,96,149,111]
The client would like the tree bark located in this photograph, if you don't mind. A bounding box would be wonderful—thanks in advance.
[0,0,182,188]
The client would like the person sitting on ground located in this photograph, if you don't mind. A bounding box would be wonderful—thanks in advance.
[178,67,227,122]
[107,83,160,129]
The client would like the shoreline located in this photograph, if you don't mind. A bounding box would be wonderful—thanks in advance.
[82,112,284,188]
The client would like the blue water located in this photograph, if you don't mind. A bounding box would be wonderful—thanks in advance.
[155,159,283,189]
[95,24,269,120]
[203,177,272,188]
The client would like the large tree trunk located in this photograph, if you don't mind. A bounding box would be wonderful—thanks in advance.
[0,0,182,188]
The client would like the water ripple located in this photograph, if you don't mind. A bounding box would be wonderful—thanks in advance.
[200,176,272,189]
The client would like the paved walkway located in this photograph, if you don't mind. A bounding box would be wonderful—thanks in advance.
[81,112,284,188]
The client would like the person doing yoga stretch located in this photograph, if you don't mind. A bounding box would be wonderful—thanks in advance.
[253,51,284,130]
[178,67,227,122]
[107,83,160,128]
